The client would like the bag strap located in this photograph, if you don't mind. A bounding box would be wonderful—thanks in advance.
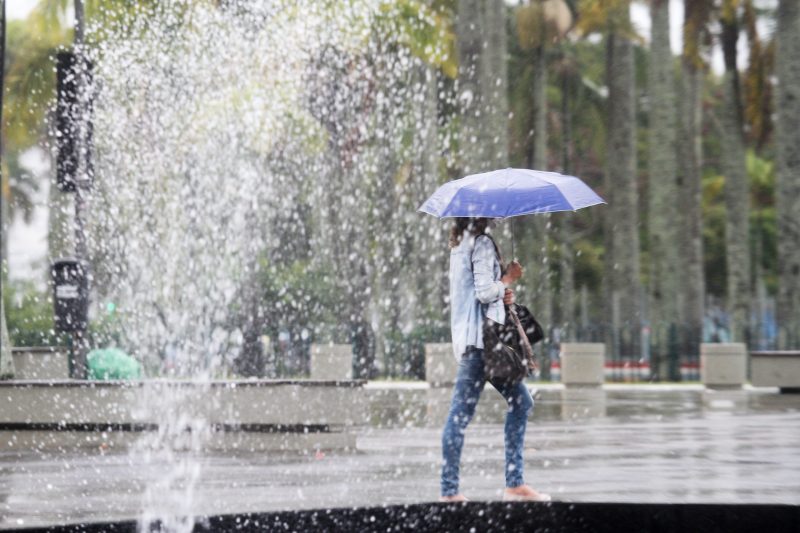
[508,306,538,372]
[469,233,505,274]
[477,234,538,373]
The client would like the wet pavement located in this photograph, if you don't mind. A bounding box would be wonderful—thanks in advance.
[1,385,799,529]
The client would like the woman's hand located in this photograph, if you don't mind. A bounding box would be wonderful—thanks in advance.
[501,260,523,286]
[503,288,515,305]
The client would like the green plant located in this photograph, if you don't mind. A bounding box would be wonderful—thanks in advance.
[2,280,62,347]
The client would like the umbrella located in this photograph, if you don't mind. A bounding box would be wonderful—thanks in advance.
[418,167,605,219]
[419,168,604,353]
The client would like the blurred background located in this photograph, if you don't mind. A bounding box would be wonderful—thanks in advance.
[1,0,798,381]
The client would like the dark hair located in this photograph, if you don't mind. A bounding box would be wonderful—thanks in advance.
[449,217,489,248]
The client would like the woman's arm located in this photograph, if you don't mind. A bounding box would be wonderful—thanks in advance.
[472,236,507,304]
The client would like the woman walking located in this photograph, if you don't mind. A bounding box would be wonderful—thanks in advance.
[439,217,550,502]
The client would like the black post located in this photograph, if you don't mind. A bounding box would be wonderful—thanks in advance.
[54,50,92,379]
[52,259,89,378]
[668,323,680,382]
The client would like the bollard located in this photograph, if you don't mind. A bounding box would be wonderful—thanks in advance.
[424,343,459,387]
[11,347,70,380]
[750,351,800,393]
[700,343,746,389]
[310,343,352,380]
[560,343,605,388]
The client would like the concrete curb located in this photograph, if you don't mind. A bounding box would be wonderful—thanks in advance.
[8,501,799,533]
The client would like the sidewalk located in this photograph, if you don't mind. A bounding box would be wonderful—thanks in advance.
[2,387,798,529]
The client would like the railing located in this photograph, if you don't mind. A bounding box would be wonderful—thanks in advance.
[263,321,798,382]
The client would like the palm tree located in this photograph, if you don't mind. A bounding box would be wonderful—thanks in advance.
[484,0,509,169]
[605,0,642,356]
[647,0,679,349]
[775,0,800,347]
[454,0,517,266]
[570,0,643,355]
[515,1,552,343]
[457,0,487,175]
[555,44,578,339]
[514,0,574,341]
[718,0,750,342]
[676,0,711,357]
[741,0,774,153]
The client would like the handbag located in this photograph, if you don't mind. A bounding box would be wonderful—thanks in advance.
[473,234,545,385]
[482,303,543,385]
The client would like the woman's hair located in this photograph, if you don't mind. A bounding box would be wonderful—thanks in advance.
[449,218,489,248]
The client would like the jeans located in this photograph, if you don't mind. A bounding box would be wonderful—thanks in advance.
[440,347,534,496]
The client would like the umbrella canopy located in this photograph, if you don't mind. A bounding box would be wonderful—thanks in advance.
[418,168,605,219]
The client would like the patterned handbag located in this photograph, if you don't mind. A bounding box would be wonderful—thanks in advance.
[474,234,544,385]
[483,303,543,385]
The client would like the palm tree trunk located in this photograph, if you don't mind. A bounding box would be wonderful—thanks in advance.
[531,43,547,172]
[484,0,509,169]
[412,65,446,327]
[775,0,800,348]
[647,0,679,347]
[457,0,487,175]
[720,2,750,342]
[483,0,516,257]
[559,56,575,340]
[530,39,553,338]
[605,10,642,357]
[677,0,706,356]
[515,2,553,339]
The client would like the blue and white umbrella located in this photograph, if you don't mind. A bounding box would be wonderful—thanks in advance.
[418,167,605,219]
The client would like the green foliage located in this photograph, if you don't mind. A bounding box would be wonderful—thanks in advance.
[3,19,69,151]
[701,150,778,297]
[376,0,457,77]
[574,0,639,41]
[2,281,61,347]
[742,0,774,150]
[702,170,727,297]
[682,0,713,69]
[4,0,787,355]
[573,239,604,292]
[87,300,126,349]
[2,14,64,230]
[3,152,39,224]
[1,279,125,349]
[257,258,339,339]
[747,150,777,292]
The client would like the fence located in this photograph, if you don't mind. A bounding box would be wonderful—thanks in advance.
[241,320,799,382]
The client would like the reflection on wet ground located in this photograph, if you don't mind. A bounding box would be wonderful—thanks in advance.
[1,386,798,529]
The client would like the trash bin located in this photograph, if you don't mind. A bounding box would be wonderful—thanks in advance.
[52,258,90,333]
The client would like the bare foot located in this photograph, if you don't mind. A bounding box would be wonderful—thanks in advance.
[502,485,551,502]
[439,494,469,502]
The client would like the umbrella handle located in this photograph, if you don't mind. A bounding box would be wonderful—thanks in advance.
[511,218,515,260]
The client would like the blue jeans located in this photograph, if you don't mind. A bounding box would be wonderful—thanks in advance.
[440,347,534,496]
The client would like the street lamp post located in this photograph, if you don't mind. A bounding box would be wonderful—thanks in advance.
[52,0,93,378]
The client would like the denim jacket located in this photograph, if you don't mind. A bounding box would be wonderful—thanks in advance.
[449,234,506,360]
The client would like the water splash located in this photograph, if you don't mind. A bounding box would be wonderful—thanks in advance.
[78,0,451,529]
[85,0,449,374]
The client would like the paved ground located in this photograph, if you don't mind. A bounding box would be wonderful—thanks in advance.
[1,385,799,529]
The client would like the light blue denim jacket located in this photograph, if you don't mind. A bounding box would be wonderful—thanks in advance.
[449,234,506,360]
